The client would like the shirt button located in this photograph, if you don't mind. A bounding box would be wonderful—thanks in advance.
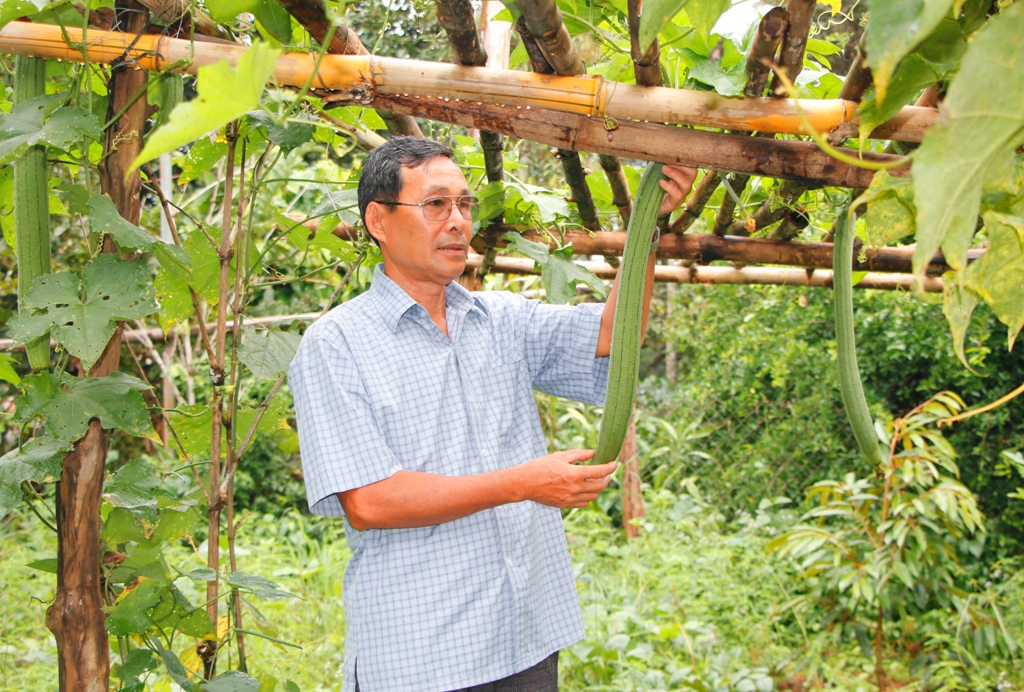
[481,448,489,457]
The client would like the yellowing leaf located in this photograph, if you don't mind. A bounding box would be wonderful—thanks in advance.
[864,0,955,105]
[912,3,1024,278]
[133,42,280,170]
[966,213,1024,349]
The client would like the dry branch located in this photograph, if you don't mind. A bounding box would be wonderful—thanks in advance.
[729,178,812,236]
[366,94,902,188]
[746,8,788,98]
[670,171,720,233]
[436,0,487,66]
[713,173,750,235]
[514,16,555,73]
[275,0,422,138]
[770,0,816,96]
[599,154,632,225]
[0,22,937,142]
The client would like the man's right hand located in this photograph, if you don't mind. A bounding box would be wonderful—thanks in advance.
[515,450,618,509]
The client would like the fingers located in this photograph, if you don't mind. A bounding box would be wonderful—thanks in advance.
[658,166,698,216]
[564,449,596,464]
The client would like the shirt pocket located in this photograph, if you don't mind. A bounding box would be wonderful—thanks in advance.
[483,341,523,441]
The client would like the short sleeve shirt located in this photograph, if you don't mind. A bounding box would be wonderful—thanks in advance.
[288,264,609,691]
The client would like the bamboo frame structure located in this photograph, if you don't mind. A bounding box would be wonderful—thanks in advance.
[0,22,935,142]
[471,255,942,292]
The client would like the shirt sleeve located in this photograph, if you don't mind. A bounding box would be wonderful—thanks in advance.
[520,300,610,406]
[288,327,402,517]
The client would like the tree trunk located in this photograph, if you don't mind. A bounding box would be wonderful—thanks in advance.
[46,2,149,689]
[769,0,816,96]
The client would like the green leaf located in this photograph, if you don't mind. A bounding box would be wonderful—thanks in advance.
[0,0,59,31]
[864,0,955,106]
[0,95,100,164]
[247,111,314,153]
[254,0,293,43]
[88,194,158,251]
[104,459,166,510]
[638,0,690,54]
[102,507,148,545]
[857,54,941,143]
[21,372,157,443]
[685,48,747,97]
[8,254,158,371]
[684,0,732,40]
[203,671,262,692]
[113,648,158,686]
[25,557,57,573]
[154,637,198,692]
[0,352,20,385]
[503,233,607,304]
[942,278,981,371]
[506,179,571,224]
[179,136,228,185]
[105,575,165,636]
[912,3,1024,278]
[153,242,193,282]
[965,213,1024,349]
[856,172,916,248]
[237,328,301,378]
[153,584,215,638]
[224,572,299,600]
[133,43,281,170]
[0,436,68,517]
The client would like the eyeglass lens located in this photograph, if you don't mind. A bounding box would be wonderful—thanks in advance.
[423,197,477,221]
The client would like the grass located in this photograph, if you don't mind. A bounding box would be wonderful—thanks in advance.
[1,487,1021,691]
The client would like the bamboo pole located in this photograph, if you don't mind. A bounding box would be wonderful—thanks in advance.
[470,254,943,292]
[366,94,901,188]
[274,0,422,138]
[0,22,935,142]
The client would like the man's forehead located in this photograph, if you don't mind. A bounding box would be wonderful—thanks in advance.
[399,159,469,194]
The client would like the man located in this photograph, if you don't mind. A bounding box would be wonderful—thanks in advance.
[289,137,696,691]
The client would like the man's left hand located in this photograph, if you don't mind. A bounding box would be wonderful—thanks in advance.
[658,165,699,217]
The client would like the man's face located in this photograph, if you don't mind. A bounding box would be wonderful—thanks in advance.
[367,157,473,287]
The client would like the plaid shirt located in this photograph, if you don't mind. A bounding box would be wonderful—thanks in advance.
[289,264,609,691]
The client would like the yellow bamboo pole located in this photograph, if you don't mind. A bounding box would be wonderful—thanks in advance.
[0,22,936,141]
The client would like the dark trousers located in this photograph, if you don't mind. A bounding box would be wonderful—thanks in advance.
[355,652,558,692]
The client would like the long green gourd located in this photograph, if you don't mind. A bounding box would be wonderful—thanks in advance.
[833,201,885,468]
[593,162,665,464]
[14,56,52,371]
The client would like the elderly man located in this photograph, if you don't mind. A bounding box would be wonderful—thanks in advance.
[289,136,696,691]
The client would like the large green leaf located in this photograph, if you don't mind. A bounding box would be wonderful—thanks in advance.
[0,436,68,518]
[165,397,287,459]
[0,95,100,164]
[202,671,262,692]
[13,372,157,443]
[911,3,1024,278]
[965,213,1024,349]
[864,0,955,106]
[8,255,158,370]
[683,0,731,40]
[133,42,281,169]
[856,172,916,248]
[237,327,301,378]
[105,575,165,636]
[638,0,689,54]
[0,352,20,385]
[857,55,941,143]
[504,233,607,305]
[0,0,61,31]
[88,194,193,278]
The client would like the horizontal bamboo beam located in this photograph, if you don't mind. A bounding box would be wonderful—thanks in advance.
[473,254,942,292]
[366,94,902,188]
[293,216,970,276]
[0,22,934,142]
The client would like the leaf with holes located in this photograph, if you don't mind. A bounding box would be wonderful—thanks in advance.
[133,42,280,169]
[912,3,1024,279]
[19,373,158,443]
[0,436,68,518]
[8,255,158,371]
[237,328,301,378]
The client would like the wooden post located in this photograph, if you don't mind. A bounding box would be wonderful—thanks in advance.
[621,412,644,539]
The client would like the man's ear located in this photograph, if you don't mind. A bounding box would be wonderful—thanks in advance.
[365,201,388,246]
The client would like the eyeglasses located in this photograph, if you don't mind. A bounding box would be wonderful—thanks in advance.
[376,195,479,222]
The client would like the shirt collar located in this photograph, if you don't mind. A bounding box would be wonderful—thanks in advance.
[369,264,489,333]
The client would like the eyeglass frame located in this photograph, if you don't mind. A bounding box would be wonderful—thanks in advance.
[374,195,480,222]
